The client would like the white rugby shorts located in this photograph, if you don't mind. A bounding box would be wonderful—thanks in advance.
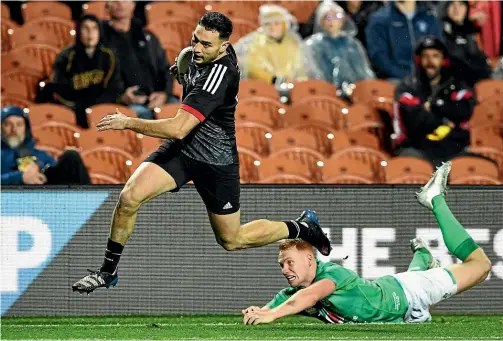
[393,268,458,323]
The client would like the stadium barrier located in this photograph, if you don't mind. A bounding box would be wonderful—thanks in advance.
[2,185,502,316]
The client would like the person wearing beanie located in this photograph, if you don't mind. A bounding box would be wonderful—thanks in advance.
[45,14,123,128]
[441,0,492,87]
[1,106,91,185]
[392,36,489,167]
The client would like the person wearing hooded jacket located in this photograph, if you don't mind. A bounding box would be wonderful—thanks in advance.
[366,0,443,80]
[441,0,492,87]
[392,36,488,168]
[1,106,91,185]
[48,14,123,128]
[305,1,375,97]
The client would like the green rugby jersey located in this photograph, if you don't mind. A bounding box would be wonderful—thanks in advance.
[266,260,408,324]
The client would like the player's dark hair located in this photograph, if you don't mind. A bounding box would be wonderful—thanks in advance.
[198,12,233,40]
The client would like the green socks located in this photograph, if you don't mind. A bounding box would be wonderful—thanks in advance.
[432,195,479,261]
[408,249,431,271]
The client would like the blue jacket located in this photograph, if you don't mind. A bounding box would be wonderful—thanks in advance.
[1,107,56,185]
[365,4,442,79]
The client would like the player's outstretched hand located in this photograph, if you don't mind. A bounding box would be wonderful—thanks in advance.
[242,309,276,325]
[96,108,130,131]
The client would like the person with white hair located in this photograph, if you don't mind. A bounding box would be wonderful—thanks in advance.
[305,1,375,96]
[234,5,316,86]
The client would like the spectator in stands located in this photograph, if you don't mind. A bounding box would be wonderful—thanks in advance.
[305,1,375,97]
[46,14,123,128]
[101,0,177,119]
[440,1,492,87]
[235,5,316,87]
[392,37,478,168]
[366,0,442,81]
[336,1,385,47]
[468,1,501,58]
[1,106,90,185]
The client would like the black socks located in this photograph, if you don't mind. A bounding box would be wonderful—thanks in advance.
[100,238,124,274]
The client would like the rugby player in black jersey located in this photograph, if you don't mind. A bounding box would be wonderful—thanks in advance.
[72,12,331,294]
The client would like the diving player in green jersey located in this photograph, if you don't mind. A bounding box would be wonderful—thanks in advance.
[242,161,492,325]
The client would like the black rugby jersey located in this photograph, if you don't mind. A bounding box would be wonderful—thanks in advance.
[180,54,239,165]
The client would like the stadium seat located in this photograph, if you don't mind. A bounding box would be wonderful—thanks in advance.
[1,18,18,52]
[237,97,287,129]
[78,129,143,157]
[81,146,136,183]
[268,127,319,153]
[10,27,56,49]
[2,68,45,101]
[35,145,64,160]
[475,79,503,104]
[281,1,319,24]
[229,19,257,44]
[82,1,110,20]
[6,44,60,77]
[385,157,434,184]
[351,79,395,115]
[239,79,280,101]
[89,173,122,185]
[32,122,82,149]
[235,122,272,156]
[172,82,183,100]
[146,19,194,48]
[284,103,336,156]
[470,102,503,137]
[296,95,350,130]
[1,94,33,109]
[28,103,77,127]
[203,1,258,23]
[1,49,44,74]
[331,131,381,151]
[469,133,503,180]
[323,157,374,184]
[86,104,137,126]
[146,2,197,25]
[236,103,276,128]
[138,135,164,154]
[237,147,261,183]
[16,17,75,49]
[450,156,500,183]
[156,103,179,120]
[258,155,314,184]
[21,2,72,21]
[262,148,325,182]
[1,78,29,100]
[331,146,389,183]
[345,104,386,146]
[290,80,338,103]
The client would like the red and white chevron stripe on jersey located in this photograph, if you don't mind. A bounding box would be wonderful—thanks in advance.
[398,92,421,106]
[450,89,473,101]
[202,64,228,95]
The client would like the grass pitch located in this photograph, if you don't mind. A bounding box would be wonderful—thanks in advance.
[2,315,502,340]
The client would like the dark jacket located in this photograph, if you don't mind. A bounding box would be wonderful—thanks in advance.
[1,106,56,185]
[49,15,123,127]
[441,13,492,86]
[366,3,443,79]
[101,18,174,96]
[392,37,475,159]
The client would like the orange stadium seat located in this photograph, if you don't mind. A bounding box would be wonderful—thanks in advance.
[10,27,56,49]
[280,1,319,24]
[475,79,503,104]
[86,104,137,126]
[385,157,434,184]
[469,133,503,180]
[16,17,75,49]
[1,95,33,109]
[156,103,179,120]
[1,49,44,74]
[138,135,164,154]
[331,131,381,151]
[229,19,257,44]
[2,68,45,101]
[268,127,318,153]
[323,157,374,184]
[297,95,350,130]
[27,104,77,127]
[1,18,18,52]
[146,2,197,25]
[450,156,500,184]
[89,173,122,185]
[21,1,72,21]
[470,102,503,137]
[1,78,29,99]
[32,122,82,149]
[264,148,325,182]
[284,104,336,156]
[35,145,64,159]
[235,122,272,156]
[81,146,136,183]
[236,103,275,128]
[345,104,386,146]
[238,79,280,101]
[82,1,110,20]
[237,97,287,129]
[237,147,261,183]
[290,80,338,103]
[203,1,258,23]
[258,155,314,184]
[351,79,395,115]
[147,19,194,48]
[6,44,60,77]
[78,129,142,157]
[331,146,389,183]
[2,2,10,19]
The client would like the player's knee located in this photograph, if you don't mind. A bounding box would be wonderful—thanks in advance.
[117,187,142,213]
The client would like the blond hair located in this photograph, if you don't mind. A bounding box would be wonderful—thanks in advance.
[279,239,315,253]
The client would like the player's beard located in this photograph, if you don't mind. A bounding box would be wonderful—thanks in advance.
[5,134,25,148]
